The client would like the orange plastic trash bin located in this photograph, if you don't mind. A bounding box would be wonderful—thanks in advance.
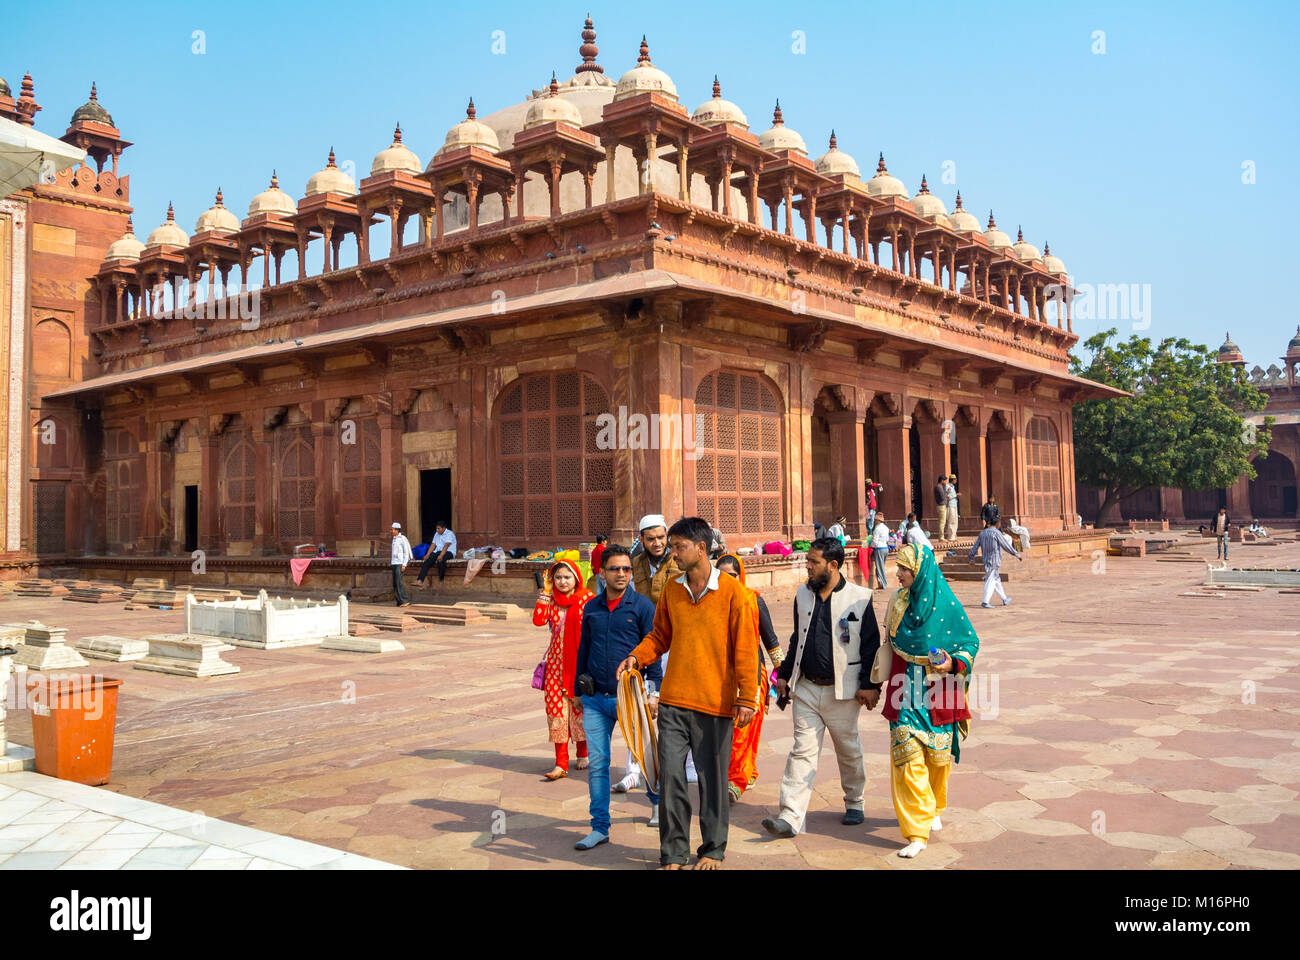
[26,674,123,785]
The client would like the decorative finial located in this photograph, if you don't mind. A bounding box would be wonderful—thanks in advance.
[988,210,996,228]
[577,15,602,73]
[126,215,134,234]
[829,130,837,150]
[1043,241,1050,255]
[919,174,929,194]
[20,73,34,98]
[166,201,175,222]
[270,169,279,188]
[773,99,784,125]
[215,187,224,205]
[466,98,476,120]
[393,122,403,142]
[713,75,721,98]
[876,152,887,174]
[1017,226,1024,241]
[954,190,963,209]
[638,36,651,64]
[549,72,559,96]
[89,81,98,101]
[327,147,337,167]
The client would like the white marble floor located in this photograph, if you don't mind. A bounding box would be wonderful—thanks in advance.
[0,770,405,870]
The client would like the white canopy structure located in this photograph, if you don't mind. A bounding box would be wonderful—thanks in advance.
[0,115,85,198]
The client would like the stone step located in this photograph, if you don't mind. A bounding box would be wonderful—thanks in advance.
[453,601,529,621]
[349,613,424,633]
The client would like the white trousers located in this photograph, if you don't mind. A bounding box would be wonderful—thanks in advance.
[777,681,866,833]
[944,506,959,541]
[982,567,1007,604]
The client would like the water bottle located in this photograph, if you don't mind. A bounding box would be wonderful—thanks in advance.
[928,646,948,668]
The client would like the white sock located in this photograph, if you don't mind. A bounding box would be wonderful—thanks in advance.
[898,840,927,858]
[932,816,943,831]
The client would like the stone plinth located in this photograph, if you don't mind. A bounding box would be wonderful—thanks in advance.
[185,590,347,649]
[134,634,240,677]
[7,622,90,671]
[127,587,192,608]
[350,613,423,633]
[320,635,406,654]
[0,641,16,759]
[64,585,127,603]
[453,601,529,621]
[14,580,70,597]
[76,635,150,662]
[406,604,489,626]
[132,578,169,590]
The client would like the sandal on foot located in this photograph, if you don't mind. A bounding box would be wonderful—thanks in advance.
[542,766,568,781]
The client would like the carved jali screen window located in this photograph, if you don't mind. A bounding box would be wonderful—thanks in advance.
[276,424,316,541]
[694,371,784,539]
[497,372,614,541]
[1025,417,1062,518]
[220,425,257,542]
[104,427,140,549]
[340,417,383,539]
[34,483,66,554]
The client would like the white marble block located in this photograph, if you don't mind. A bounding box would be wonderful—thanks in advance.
[185,590,348,649]
[134,634,240,677]
[76,635,151,662]
[9,622,90,671]
[320,635,405,654]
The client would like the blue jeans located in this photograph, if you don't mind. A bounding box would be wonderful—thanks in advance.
[581,693,659,834]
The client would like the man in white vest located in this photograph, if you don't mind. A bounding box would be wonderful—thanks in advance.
[762,537,882,837]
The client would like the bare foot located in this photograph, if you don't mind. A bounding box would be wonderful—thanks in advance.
[659,862,683,870]
[692,858,722,870]
[575,757,589,770]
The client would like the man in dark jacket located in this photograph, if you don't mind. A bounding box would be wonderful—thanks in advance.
[573,544,662,850]
[980,494,1001,529]
[1210,507,1232,560]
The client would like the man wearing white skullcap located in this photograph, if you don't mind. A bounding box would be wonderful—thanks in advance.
[390,522,412,607]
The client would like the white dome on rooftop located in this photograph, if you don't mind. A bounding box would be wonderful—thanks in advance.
[911,176,948,222]
[195,189,239,234]
[105,218,144,261]
[1011,227,1041,262]
[145,203,188,248]
[371,124,421,175]
[692,77,748,129]
[246,171,297,218]
[525,76,584,129]
[814,132,860,178]
[756,100,807,155]
[1041,242,1067,275]
[305,149,358,196]
[613,37,678,102]
[983,211,1011,250]
[435,100,501,157]
[948,192,980,233]
[866,154,908,199]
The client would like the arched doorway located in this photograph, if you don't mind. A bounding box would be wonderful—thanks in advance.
[1250,451,1298,518]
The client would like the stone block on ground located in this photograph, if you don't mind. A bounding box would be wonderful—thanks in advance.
[405,604,489,626]
[75,635,151,662]
[8,622,90,671]
[350,613,424,632]
[134,634,240,677]
[349,622,380,636]
[1121,539,1146,558]
[63,584,127,603]
[132,578,169,590]
[320,635,406,654]
[452,601,529,620]
[129,587,193,608]
[13,579,70,597]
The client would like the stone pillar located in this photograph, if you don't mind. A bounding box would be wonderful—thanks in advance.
[988,425,1015,516]
[825,409,868,538]
[1226,473,1250,518]
[874,414,911,521]
[252,421,273,554]
[956,419,987,523]
[199,424,221,551]
[378,407,403,543]
[677,142,689,201]
[312,416,336,551]
[603,139,617,204]
[140,431,163,553]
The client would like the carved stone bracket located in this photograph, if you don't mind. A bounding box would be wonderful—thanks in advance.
[855,337,887,364]
[788,320,829,354]
[899,349,929,373]
[263,406,288,431]
[978,367,1002,389]
[210,412,234,437]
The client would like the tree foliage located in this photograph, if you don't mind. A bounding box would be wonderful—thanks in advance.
[1070,329,1273,522]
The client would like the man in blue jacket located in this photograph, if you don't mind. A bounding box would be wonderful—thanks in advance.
[572,544,662,851]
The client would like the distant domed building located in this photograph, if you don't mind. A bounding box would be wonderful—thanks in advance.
[10,18,1121,585]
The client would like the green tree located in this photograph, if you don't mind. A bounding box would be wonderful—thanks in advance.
[1070,329,1272,524]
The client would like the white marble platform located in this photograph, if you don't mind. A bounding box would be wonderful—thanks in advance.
[0,770,406,870]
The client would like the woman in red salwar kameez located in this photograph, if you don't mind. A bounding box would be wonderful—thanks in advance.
[532,558,593,781]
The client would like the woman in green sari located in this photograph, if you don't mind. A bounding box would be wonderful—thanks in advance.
[879,543,979,858]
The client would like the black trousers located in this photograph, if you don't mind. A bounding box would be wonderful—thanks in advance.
[417,550,453,582]
[657,703,733,864]
[391,564,409,606]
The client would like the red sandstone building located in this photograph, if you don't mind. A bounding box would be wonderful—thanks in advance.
[3,22,1124,588]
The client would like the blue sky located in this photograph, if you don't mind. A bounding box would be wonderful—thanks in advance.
[5,0,1297,367]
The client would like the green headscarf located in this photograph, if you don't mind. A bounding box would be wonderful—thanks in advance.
[890,544,980,666]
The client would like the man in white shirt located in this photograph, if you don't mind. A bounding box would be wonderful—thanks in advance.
[827,515,847,543]
[868,515,890,589]
[903,513,932,549]
[417,521,457,585]
[390,522,412,607]
[944,476,960,541]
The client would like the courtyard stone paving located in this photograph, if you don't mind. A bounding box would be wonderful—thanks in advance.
[2,535,1298,869]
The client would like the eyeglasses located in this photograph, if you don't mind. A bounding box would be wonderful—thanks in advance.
[605,565,632,573]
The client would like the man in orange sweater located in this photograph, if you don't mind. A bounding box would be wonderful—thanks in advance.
[618,517,758,870]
